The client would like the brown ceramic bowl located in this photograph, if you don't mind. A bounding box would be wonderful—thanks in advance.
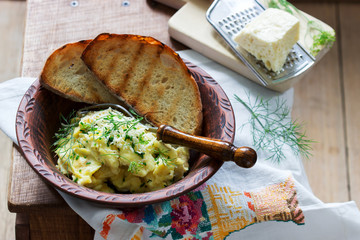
[16,60,235,207]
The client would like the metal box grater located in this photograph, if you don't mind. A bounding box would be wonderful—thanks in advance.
[206,0,315,86]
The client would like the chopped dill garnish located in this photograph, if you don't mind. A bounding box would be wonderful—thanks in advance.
[129,108,140,118]
[153,148,175,166]
[235,93,315,162]
[124,134,133,142]
[107,135,114,147]
[53,108,144,171]
[135,151,145,158]
[128,161,145,173]
[138,132,150,145]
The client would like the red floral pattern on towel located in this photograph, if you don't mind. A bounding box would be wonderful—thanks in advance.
[100,175,304,240]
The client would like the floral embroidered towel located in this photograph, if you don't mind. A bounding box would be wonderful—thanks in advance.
[97,175,303,239]
[1,50,360,240]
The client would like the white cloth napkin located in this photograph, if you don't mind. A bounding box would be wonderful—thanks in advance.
[1,50,360,240]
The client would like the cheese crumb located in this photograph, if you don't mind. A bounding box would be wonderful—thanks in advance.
[234,8,300,73]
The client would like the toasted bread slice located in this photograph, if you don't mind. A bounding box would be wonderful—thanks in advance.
[81,33,203,135]
[40,40,120,104]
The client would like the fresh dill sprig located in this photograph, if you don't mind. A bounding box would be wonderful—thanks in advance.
[268,0,298,14]
[234,94,315,162]
[53,111,81,170]
[307,21,336,55]
[153,148,175,166]
[267,0,335,56]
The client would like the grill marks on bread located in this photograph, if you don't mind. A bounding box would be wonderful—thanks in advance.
[40,40,120,104]
[81,33,203,135]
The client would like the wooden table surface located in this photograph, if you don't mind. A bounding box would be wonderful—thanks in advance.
[7,0,360,239]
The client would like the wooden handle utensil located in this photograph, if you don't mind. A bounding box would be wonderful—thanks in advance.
[157,125,257,168]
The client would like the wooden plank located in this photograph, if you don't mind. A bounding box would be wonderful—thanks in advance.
[291,3,348,202]
[0,1,26,239]
[9,0,181,211]
[28,209,94,240]
[14,209,93,240]
[15,214,29,240]
[8,147,66,212]
[339,3,360,203]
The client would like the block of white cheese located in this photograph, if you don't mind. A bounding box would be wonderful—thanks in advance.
[234,8,300,73]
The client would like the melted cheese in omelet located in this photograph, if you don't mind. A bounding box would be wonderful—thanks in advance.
[55,108,189,193]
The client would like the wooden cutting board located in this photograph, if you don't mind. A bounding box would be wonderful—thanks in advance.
[168,0,335,92]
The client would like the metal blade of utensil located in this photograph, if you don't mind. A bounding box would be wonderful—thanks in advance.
[206,0,315,86]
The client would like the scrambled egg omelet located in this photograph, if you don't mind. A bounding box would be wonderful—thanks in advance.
[54,108,189,193]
